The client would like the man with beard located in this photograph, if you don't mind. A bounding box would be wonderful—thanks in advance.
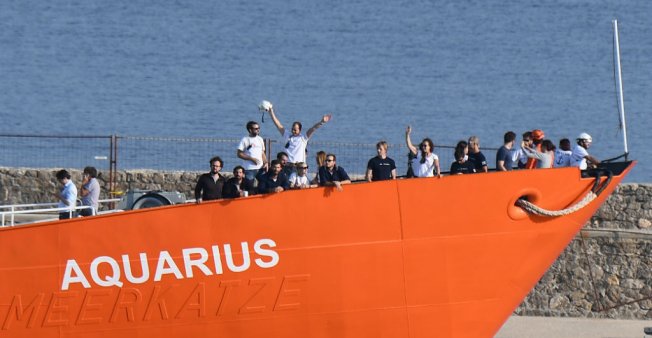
[194,156,226,203]
[257,160,290,194]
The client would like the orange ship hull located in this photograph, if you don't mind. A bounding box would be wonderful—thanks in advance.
[0,162,634,337]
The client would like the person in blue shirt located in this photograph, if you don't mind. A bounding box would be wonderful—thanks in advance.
[318,154,351,191]
[257,160,290,194]
[55,169,77,219]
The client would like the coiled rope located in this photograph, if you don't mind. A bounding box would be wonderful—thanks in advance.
[516,168,613,217]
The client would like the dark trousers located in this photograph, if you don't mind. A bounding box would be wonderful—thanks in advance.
[79,208,95,217]
[59,212,74,220]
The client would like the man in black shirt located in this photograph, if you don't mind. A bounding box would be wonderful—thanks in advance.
[450,151,476,175]
[467,136,488,173]
[365,141,396,182]
[257,160,290,194]
[194,156,226,203]
[223,166,254,198]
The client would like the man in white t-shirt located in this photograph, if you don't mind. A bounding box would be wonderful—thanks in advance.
[553,138,573,168]
[237,121,268,182]
[570,132,600,170]
[265,103,331,164]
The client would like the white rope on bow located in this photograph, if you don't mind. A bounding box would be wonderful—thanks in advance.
[516,191,597,217]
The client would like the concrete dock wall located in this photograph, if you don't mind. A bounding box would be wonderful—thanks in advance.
[1,167,651,319]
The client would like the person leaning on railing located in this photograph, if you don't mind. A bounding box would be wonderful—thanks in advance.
[318,154,351,192]
[257,160,290,194]
[223,166,254,198]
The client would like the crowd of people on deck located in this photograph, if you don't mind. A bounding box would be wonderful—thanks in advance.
[56,102,601,211]
[192,104,601,203]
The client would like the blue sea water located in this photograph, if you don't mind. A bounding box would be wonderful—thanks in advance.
[0,0,650,181]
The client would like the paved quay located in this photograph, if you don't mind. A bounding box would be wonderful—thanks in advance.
[496,316,652,338]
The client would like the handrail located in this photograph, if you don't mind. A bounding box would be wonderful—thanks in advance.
[0,198,121,227]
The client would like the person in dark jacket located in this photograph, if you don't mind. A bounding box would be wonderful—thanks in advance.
[257,160,290,194]
[318,153,351,191]
[194,156,226,203]
[223,166,254,198]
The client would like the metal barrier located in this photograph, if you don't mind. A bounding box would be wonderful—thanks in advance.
[0,199,121,227]
[0,133,498,178]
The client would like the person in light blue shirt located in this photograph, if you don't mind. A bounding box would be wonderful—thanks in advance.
[55,169,77,220]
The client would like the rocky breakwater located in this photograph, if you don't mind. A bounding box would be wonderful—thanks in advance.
[0,168,201,206]
[1,167,651,319]
[516,184,652,319]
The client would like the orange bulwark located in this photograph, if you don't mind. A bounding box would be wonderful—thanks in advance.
[0,162,635,337]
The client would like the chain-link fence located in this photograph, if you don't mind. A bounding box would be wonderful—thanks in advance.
[0,134,496,178]
[0,134,113,173]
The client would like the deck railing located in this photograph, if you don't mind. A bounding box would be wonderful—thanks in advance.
[0,199,121,227]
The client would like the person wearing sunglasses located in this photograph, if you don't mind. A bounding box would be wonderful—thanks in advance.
[289,162,315,189]
[318,154,351,191]
[264,102,332,165]
[237,121,268,182]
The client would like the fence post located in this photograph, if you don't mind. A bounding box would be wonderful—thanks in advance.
[265,138,273,164]
[109,135,118,209]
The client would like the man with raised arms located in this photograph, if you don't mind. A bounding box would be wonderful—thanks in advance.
[264,102,332,165]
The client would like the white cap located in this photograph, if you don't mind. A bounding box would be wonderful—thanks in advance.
[258,100,273,111]
[577,132,592,142]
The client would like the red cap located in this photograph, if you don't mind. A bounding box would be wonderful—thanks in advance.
[532,129,545,141]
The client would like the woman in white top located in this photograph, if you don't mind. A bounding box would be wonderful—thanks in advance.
[405,125,441,178]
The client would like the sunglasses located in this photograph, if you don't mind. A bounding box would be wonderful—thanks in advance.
[326,159,334,162]
[299,166,308,169]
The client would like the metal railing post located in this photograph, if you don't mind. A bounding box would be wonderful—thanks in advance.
[266,138,273,164]
[109,135,118,209]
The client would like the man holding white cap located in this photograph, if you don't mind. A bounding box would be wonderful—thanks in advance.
[570,132,600,169]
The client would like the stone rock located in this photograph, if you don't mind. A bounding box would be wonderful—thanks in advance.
[637,218,652,229]
[549,295,570,309]
[621,279,644,290]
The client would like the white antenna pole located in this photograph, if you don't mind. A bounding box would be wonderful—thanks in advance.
[613,19,629,157]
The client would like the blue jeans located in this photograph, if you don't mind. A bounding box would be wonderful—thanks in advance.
[244,169,259,182]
